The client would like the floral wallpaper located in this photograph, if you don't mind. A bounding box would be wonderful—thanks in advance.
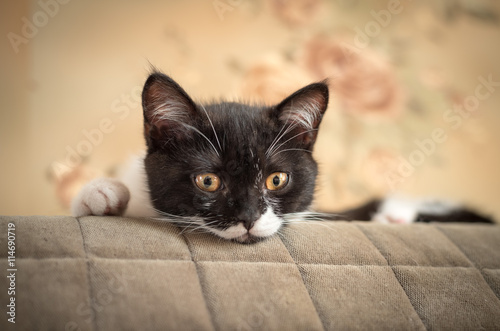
[5,0,498,217]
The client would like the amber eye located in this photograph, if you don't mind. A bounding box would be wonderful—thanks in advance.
[195,173,221,192]
[265,172,289,191]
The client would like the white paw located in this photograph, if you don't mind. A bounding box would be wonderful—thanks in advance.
[372,212,413,224]
[71,178,130,217]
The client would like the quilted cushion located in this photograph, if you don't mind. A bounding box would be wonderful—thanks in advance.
[1,216,499,330]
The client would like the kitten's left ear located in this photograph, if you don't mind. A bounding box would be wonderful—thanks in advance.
[274,81,329,149]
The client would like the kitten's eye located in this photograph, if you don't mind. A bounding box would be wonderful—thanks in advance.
[195,173,221,192]
[265,172,289,191]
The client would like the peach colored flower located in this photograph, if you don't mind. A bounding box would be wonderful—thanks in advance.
[303,37,405,120]
[270,0,323,27]
[51,165,100,210]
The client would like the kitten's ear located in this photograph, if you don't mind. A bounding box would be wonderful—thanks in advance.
[274,81,329,149]
[142,72,197,149]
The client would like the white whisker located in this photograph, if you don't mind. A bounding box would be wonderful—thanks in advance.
[200,104,222,153]
[273,148,312,156]
[267,128,317,158]
[179,122,220,157]
[265,122,297,158]
[266,124,286,156]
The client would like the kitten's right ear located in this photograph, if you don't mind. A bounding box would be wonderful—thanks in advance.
[142,72,197,149]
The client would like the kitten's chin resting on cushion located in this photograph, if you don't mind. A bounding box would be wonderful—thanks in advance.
[206,207,284,244]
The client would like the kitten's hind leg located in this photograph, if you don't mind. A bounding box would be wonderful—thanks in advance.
[71,178,130,217]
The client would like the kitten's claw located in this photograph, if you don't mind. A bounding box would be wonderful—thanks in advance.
[71,178,130,217]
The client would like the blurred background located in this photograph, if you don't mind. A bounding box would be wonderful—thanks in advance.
[1,0,499,220]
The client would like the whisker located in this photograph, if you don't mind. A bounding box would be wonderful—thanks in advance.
[266,123,297,158]
[200,104,222,153]
[180,123,220,157]
[265,123,286,155]
[283,211,345,223]
[273,148,312,156]
[265,122,298,158]
[184,224,206,234]
[265,114,292,156]
[267,129,318,158]
[282,221,337,235]
[181,219,223,235]
[152,117,220,157]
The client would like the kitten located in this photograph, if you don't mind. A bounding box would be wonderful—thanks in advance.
[72,72,493,244]
[72,71,329,243]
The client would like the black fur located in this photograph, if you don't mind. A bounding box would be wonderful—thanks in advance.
[415,209,493,223]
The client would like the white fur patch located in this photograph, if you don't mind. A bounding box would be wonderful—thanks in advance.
[373,195,459,224]
[207,207,282,241]
[249,208,282,238]
[119,154,158,217]
[208,223,248,240]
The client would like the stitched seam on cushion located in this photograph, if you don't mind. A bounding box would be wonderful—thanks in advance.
[0,256,483,268]
[180,232,217,331]
[76,216,98,331]
[277,232,326,331]
[355,224,428,330]
[434,226,485,269]
[482,268,500,301]
[436,226,500,306]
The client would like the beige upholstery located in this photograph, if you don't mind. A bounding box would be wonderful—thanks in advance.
[1,216,500,330]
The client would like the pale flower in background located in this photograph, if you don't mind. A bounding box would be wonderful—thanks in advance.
[51,165,101,210]
[303,37,405,121]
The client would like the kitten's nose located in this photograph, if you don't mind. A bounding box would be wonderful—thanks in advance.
[237,210,260,230]
[242,219,256,230]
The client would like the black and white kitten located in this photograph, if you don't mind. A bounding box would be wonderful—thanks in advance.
[72,72,329,243]
[72,72,493,244]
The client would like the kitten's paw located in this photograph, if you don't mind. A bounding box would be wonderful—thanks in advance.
[372,213,413,224]
[71,178,130,217]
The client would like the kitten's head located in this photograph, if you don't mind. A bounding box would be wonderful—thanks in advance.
[142,72,328,243]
